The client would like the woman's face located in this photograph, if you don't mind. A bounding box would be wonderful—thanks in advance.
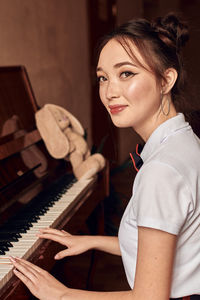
[96,38,163,140]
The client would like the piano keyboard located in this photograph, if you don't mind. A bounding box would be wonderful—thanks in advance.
[0,173,95,291]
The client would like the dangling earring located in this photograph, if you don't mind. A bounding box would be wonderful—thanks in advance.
[160,91,170,116]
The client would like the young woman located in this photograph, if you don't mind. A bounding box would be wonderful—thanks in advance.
[9,13,200,300]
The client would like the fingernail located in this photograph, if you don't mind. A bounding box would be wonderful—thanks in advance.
[13,268,19,273]
[54,254,59,259]
[9,256,16,262]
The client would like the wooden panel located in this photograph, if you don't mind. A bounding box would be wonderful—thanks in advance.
[0,130,41,160]
[0,66,38,135]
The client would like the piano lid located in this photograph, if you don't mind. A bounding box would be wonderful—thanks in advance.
[0,66,38,136]
[0,66,70,216]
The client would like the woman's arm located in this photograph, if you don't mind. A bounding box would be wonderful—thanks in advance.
[37,228,121,259]
[132,226,177,300]
[92,235,121,255]
[62,226,177,299]
[10,226,176,300]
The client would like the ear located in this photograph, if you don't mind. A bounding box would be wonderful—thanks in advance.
[161,68,178,94]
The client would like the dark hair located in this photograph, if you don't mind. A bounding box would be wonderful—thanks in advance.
[96,13,189,111]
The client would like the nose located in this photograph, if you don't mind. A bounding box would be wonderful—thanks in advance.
[106,80,120,100]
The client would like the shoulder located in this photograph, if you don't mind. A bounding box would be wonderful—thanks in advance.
[140,129,200,190]
[133,161,193,235]
[136,160,189,189]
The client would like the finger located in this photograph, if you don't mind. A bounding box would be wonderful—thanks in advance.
[36,232,68,246]
[54,249,69,260]
[11,257,43,274]
[39,228,72,237]
[10,258,38,282]
[55,248,79,259]
[38,228,66,236]
[13,268,35,290]
[61,230,72,236]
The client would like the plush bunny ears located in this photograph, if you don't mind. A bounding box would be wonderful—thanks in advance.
[35,104,84,159]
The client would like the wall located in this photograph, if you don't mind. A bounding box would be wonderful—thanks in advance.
[180,0,200,108]
[0,0,199,165]
[0,0,92,144]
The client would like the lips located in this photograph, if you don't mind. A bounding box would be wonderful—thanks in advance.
[108,105,128,114]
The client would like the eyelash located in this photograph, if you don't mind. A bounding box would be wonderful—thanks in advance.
[120,71,137,78]
[96,71,137,83]
[97,76,107,83]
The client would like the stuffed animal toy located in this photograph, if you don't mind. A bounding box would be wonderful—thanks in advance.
[35,104,105,180]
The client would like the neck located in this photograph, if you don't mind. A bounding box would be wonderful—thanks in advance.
[135,103,177,142]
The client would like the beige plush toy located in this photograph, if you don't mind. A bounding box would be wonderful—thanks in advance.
[35,104,105,180]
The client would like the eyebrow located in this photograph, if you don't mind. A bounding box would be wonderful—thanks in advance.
[96,61,137,72]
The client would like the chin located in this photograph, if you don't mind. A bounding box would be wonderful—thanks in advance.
[111,119,132,128]
[109,112,135,129]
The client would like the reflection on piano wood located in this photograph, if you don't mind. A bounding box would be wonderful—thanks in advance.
[0,66,109,300]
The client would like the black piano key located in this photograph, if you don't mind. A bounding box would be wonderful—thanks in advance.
[0,231,22,238]
[9,220,32,226]
[3,227,27,233]
[0,241,13,247]
[0,237,18,242]
[0,173,76,244]
[0,240,14,252]
[0,249,5,255]
[0,245,9,251]
[0,236,19,244]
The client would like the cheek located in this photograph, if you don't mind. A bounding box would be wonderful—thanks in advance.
[99,87,106,106]
[125,79,158,105]
[124,81,146,103]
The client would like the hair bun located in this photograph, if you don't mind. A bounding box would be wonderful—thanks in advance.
[152,13,189,52]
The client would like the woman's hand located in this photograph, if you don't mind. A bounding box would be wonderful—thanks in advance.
[37,228,94,260]
[9,257,68,300]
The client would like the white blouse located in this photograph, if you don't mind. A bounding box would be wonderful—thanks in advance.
[118,113,200,298]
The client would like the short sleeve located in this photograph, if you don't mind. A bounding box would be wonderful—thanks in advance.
[132,162,193,235]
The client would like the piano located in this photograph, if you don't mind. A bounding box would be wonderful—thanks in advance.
[0,66,109,299]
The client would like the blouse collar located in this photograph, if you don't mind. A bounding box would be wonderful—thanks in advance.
[140,113,190,163]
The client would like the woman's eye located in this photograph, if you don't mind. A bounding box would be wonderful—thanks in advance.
[120,71,135,78]
[97,76,107,83]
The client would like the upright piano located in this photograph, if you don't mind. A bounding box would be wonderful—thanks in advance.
[0,66,109,299]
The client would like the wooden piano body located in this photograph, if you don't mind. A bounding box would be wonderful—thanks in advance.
[0,66,109,299]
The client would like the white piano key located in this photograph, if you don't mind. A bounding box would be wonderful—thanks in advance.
[0,176,94,290]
